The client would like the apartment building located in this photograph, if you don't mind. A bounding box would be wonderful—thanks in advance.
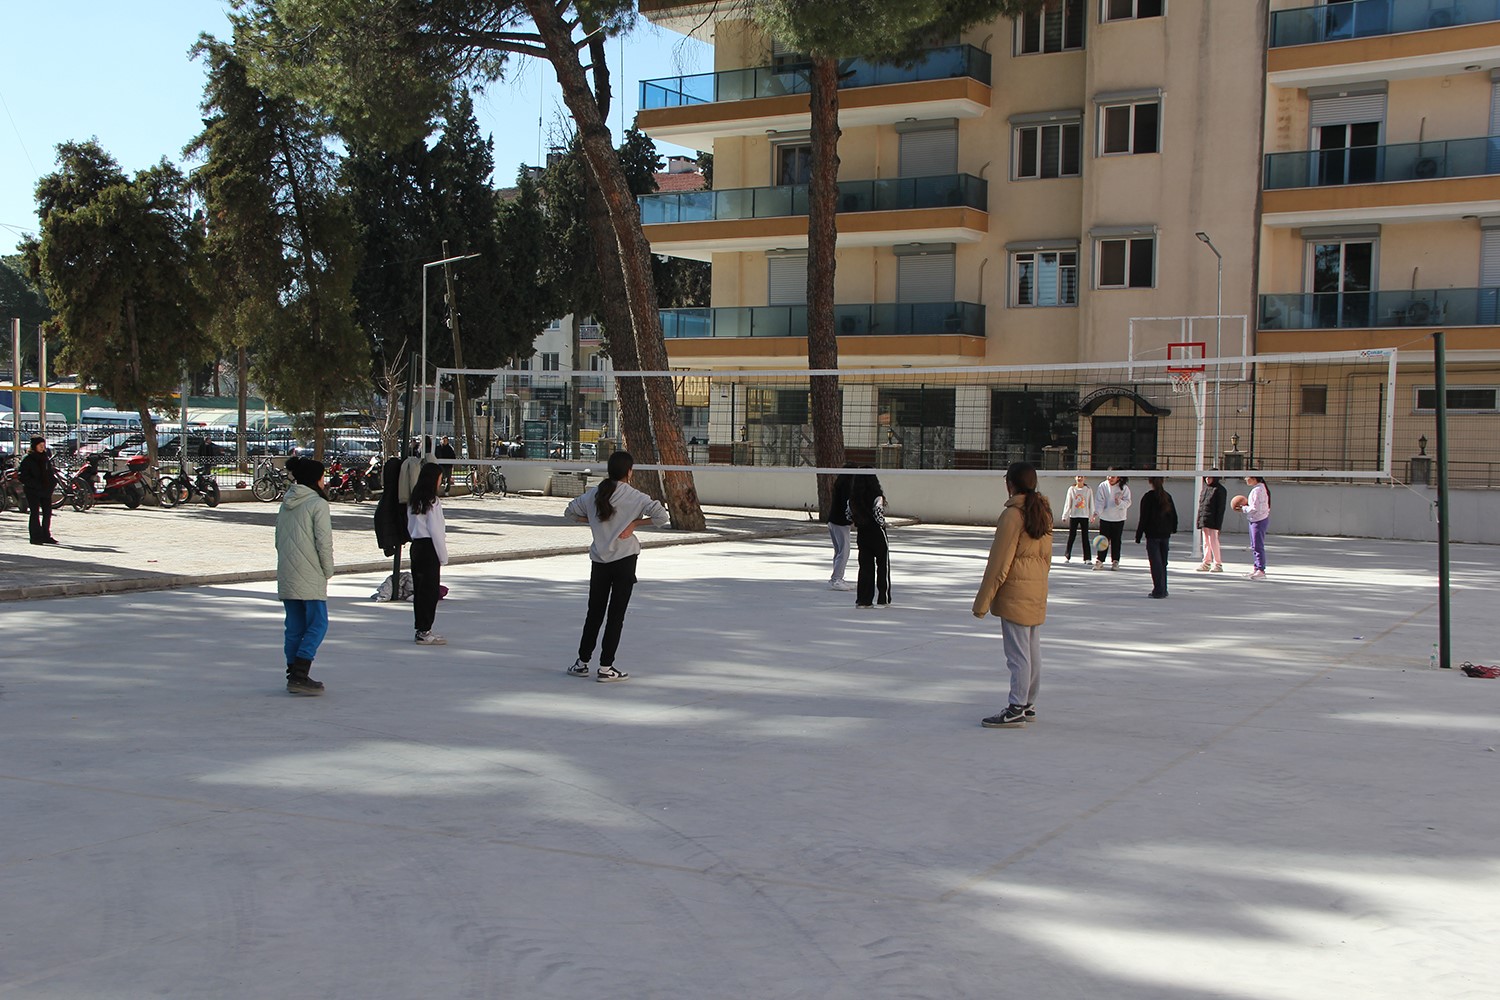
[635,0,1500,477]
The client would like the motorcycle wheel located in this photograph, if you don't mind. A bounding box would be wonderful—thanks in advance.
[252,474,279,502]
[202,481,221,507]
[123,483,145,509]
[71,484,95,511]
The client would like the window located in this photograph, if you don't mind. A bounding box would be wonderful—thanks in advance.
[1308,239,1375,328]
[1414,387,1499,413]
[775,143,812,186]
[1015,122,1082,179]
[1300,385,1328,415]
[1102,0,1163,22]
[541,352,560,372]
[545,318,562,330]
[1096,237,1155,288]
[1017,0,1084,54]
[1013,250,1079,306]
[1100,101,1159,155]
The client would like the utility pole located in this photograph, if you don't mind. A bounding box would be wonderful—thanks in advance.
[37,325,46,439]
[440,240,476,465]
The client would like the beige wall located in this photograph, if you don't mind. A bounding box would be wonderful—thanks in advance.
[1386,74,1493,142]
[1378,221,1485,288]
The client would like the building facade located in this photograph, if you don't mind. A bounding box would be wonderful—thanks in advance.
[634,0,1500,481]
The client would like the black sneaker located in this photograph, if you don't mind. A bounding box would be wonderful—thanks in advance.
[1022,703,1037,720]
[596,666,629,683]
[567,658,591,678]
[981,706,1027,728]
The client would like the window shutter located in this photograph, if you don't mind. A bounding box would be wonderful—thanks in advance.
[767,254,808,305]
[1482,229,1500,287]
[1309,93,1386,128]
[899,128,958,177]
[897,252,956,303]
[1491,79,1500,136]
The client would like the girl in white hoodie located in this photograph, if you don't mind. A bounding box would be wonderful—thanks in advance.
[565,451,670,682]
[407,462,450,644]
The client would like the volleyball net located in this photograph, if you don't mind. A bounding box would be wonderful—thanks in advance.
[430,347,1419,482]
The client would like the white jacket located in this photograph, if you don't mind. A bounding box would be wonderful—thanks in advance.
[1096,481,1132,522]
[1064,485,1094,519]
[566,480,670,562]
[1243,483,1270,523]
[407,500,449,565]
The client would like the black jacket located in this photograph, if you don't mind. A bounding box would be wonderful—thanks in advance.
[373,456,410,556]
[828,473,853,526]
[1134,489,1179,541]
[1196,482,1227,530]
[18,450,53,494]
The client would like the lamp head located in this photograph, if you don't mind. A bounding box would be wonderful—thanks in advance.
[1195,231,1210,243]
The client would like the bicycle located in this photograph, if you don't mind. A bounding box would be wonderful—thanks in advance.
[467,464,506,498]
[164,460,222,507]
[252,457,289,502]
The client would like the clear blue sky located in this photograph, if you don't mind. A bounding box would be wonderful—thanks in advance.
[0,2,709,256]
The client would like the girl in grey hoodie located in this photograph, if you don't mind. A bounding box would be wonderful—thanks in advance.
[564,451,670,682]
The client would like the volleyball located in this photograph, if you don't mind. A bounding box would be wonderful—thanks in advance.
[1093,534,1111,555]
[1231,494,1249,510]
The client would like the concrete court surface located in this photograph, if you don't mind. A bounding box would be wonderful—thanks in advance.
[1,525,1497,999]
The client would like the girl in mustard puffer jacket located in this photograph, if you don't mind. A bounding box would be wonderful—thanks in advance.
[973,462,1053,728]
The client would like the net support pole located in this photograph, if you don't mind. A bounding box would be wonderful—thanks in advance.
[1193,377,1208,562]
[1433,332,1451,670]
[11,318,21,458]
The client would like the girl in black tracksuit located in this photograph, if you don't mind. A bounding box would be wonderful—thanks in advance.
[849,472,891,608]
[1134,477,1179,599]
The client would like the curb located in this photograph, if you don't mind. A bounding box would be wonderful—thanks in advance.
[0,518,916,603]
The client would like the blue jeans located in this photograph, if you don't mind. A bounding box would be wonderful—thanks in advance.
[283,599,329,664]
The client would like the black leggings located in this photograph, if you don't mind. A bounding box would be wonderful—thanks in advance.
[26,489,52,543]
[579,555,638,667]
[855,523,891,606]
[1065,517,1091,559]
[1096,519,1125,564]
[410,538,441,632]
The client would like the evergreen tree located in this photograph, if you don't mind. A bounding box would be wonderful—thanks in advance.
[23,141,210,462]
[0,255,53,379]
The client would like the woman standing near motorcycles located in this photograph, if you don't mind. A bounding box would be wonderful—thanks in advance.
[19,436,59,545]
[276,457,335,695]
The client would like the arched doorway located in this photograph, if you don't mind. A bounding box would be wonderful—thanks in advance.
[1079,387,1171,470]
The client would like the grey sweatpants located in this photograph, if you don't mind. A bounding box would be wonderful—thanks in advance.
[1001,618,1041,708]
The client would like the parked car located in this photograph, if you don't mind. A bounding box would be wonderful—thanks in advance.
[76,432,146,459]
[119,433,217,460]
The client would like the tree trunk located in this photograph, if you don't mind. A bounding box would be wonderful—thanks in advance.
[440,240,477,464]
[583,181,661,500]
[525,0,703,530]
[237,346,249,471]
[807,57,847,518]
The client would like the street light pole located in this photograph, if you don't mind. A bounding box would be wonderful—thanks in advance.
[419,253,481,457]
[1195,232,1224,464]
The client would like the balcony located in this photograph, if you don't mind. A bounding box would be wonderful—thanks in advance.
[1265,136,1500,189]
[636,46,991,150]
[640,175,986,224]
[642,45,990,108]
[1259,287,1498,329]
[1270,0,1500,47]
[660,302,986,339]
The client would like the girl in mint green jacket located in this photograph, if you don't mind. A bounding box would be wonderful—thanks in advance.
[276,457,335,695]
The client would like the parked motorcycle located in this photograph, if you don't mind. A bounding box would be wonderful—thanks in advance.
[74,454,169,509]
[162,460,221,508]
[325,459,370,502]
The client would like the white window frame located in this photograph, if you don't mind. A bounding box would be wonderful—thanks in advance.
[1094,236,1156,289]
[1098,100,1160,156]
[1013,120,1083,179]
[541,352,560,372]
[1015,0,1085,55]
[1413,386,1500,414]
[1101,0,1164,22]
[1011,249,1080,307]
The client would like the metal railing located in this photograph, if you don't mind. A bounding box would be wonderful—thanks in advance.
[1259,288,1500,329]
[1264,136,1500,188]
[660,302,986,339]
[640,174,987,224]
[640,44,992,109]
[1270,0,1500,46]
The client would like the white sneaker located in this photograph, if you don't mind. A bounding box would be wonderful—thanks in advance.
[567,658,591,677]
[415,630,447,645]
[1109,563,1118,571]
[830,580,855,591]
[1091,561,1101,571]
[1247,569,1266,581]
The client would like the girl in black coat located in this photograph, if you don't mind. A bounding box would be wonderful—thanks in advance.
[1134,477,1178,599]
[1195,475,1227,572]
[848,472,891,608]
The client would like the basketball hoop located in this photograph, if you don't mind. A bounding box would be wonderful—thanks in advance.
[1170,370,1203,394]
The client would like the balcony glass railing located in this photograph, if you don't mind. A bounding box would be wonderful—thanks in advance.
[660,302,986,339]
[1265,136,1500,188]
[640,175,987,224]
[1259,288,1500,329]
[639,45,992,109]
[1270,0,1500,47]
